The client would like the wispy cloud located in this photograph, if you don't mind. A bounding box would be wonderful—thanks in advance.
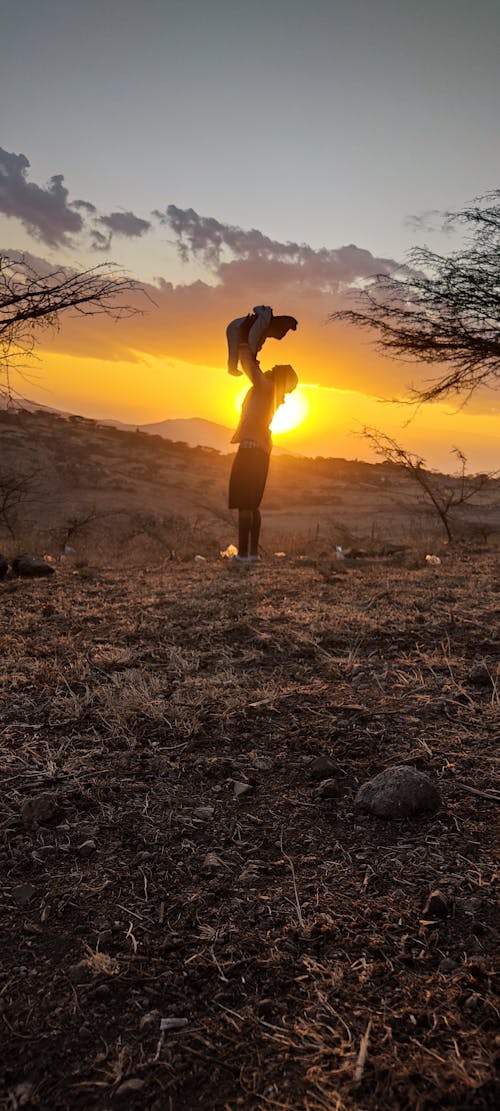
[404,209,454,236]
[99,211,151,238]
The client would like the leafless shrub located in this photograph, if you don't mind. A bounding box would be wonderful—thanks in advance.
[0,253,142,398]
[361,427,498,542]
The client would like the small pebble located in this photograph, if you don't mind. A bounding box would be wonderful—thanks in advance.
[423,889,449,918]
[233,781,253,798]
[115,1079,145,1096]
[313,778,340,800]
[12,883,36,906]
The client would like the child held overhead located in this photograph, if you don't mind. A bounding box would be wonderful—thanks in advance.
[226,305,298,378]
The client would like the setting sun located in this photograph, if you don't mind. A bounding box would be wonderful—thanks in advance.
[235,386,309,435]
[271,388,309,434]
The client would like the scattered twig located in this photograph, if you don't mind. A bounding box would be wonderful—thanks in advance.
[353,1019,372,1084]
[455,782,500,803]
[280,829,305,931]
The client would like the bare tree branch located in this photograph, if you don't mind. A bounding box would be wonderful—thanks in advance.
[332,190,500,402]
[0,469,37,538]
[0,254,143,398]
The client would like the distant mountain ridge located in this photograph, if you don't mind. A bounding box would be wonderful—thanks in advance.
[108,416,235,452]
[0,398,234,452]
[108,416,296,455]
[1,398,295,454]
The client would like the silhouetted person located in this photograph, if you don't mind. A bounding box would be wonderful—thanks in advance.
[226,305,298,378]
[228,362,298,562]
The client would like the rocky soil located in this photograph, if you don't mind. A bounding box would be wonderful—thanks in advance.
[0,551,498,1109]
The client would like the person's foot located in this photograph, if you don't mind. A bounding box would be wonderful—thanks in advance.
[232,553,251,562]
[228,368,243,377]
[247,554,261,562]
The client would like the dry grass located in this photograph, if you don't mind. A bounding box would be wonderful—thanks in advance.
[0,548,498,1110]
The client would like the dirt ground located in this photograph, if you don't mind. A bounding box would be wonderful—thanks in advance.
[0,550,498,1110]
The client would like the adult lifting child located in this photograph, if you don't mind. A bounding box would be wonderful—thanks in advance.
[226,306,298,562]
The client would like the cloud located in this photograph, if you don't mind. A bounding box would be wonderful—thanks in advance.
[98,211,151,238]
[73,199,98,216]
[14,240,410,401]
[404,209,455,237]
[0,147,154,254]
[155,204,395,289]
[90,228,112,252]
[1,197,408,397]
[9,204,488,409]
[0,147,84,247]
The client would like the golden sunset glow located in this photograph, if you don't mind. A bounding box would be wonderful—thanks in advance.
[234,385,309,436]
[270,388,309,434]
[1,0,499,494]
[11,350,497,473]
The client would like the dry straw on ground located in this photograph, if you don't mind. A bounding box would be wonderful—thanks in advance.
[0,550,498,1109]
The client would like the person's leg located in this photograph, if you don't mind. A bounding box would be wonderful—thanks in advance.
[238,510,253,558]
[249,509,261,557]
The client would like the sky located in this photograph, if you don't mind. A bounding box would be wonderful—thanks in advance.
[1,0,499,470]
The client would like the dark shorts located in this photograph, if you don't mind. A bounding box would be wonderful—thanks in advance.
[228,447,270,510]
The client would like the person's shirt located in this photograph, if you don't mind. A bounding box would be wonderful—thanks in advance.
[231,372,276,453]
[226,305,273,373]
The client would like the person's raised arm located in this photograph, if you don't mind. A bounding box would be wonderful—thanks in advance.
[242,306,273,384]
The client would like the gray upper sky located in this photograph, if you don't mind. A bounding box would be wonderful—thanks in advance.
[1,0,499,278]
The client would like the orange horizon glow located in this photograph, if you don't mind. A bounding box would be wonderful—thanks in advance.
[8,344,499,474]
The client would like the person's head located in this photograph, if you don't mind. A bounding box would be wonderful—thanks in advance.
[267,315,298,340]
[265,364,298,405]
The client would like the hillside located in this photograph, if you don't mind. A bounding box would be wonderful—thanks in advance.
[0,408,499,562]
[0,399,290,455]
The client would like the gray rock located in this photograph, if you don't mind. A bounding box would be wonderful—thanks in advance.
[160,1016,189,1031]
[77,839,97,857]
[423,889,449,918]
[21,792,59,827]
[355,765,441,818]
[238,861,261,885]
[202,851,225,870]
[192,806,215,820]
[308,756,339,781]
[12,883,36,906]
[251,756,273,770]
[233,780,253,798]
[139,1009,161,1029]
[468,661,493,686]
[313,778,340,800]
[115,1079,145,1096]
[438,957,458,974]
[12,554,55,577]
[67,961,91,984]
